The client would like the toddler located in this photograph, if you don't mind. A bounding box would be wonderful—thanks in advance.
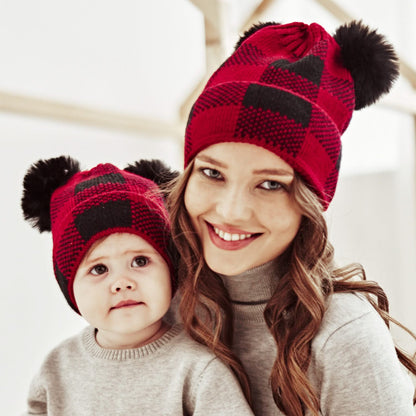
[21,156,253,416]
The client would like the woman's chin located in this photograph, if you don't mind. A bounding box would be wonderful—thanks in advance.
[205,257,252,277]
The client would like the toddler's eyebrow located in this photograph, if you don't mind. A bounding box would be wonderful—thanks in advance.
[124,249,154,256]
[84,248,155,264]
[81,255,105,266]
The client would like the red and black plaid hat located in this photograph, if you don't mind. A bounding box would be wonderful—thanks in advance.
[22,157,175,313]
[185,21,398,208]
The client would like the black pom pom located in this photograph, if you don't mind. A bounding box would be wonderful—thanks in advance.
[21,156,80,232]
[125,159,179,188]
[234,21,281,50]
[334,20,399,110]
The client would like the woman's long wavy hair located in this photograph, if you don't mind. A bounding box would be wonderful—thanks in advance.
[167,161,416,415]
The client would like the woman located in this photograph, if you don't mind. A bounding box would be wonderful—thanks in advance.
[167,20,416,415]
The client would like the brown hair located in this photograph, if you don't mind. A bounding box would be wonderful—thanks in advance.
[167,162,416,415]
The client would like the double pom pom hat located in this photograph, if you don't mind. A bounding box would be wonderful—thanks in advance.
[21,158,178,313]
[184,20,399,208]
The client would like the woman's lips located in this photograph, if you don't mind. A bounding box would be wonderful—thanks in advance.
[111,300,142,310]
[206,222,260,250]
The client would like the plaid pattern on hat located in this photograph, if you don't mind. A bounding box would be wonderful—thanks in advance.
[50,163,173,312]
[185,22,356,208]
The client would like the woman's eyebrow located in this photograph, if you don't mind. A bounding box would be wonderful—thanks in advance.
[195,155,293,177]
[195,154,227,168]
[253,168,294,177]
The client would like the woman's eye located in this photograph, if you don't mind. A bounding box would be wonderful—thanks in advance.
[132,256,149,267]
[90,264,108,276]
[201,168,223,180]
[259,180,283,191]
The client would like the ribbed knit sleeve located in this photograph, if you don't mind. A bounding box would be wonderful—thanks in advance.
[25,372,47,415]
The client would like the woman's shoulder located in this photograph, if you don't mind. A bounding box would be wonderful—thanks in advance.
[323,291,375,325]
[312,291,385,352]
[310,294,415,415]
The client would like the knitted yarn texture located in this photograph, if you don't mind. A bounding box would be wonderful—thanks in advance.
[185,21,397,208]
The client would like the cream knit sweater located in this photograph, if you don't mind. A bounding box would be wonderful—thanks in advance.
[24,324,253,415]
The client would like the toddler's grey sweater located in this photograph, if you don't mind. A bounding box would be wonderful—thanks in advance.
[24,324,253,415]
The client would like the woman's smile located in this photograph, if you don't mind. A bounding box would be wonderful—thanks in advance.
[207,221,260,250]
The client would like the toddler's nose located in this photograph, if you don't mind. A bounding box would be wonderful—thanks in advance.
[111,277,136,293]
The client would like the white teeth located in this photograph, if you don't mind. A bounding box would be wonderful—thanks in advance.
[224,232,232,241]
[213,227,252,241]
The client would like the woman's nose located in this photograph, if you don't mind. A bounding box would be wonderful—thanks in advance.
[215,186,252,222]
[110,277,136,293]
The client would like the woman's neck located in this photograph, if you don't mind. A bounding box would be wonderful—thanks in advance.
[218,258,280,304]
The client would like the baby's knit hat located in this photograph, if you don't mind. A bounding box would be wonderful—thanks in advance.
[184,21,399,208]
[21,157,177,313]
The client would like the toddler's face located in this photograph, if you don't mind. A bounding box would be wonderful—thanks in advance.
[73,232,171,349]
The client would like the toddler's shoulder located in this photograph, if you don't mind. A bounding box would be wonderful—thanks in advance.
[172,327,218,362]
[39,326,87,370]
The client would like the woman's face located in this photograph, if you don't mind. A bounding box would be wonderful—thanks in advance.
[184,142,302,275]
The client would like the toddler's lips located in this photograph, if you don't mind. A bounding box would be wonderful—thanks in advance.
[111,300,142,310]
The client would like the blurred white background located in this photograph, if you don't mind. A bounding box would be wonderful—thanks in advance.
[1,0,415,414]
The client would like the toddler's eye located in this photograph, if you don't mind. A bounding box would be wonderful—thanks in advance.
[201,168,223,180]
[90,264,108,275]
[259,180,283,190]
[132,256,149,267]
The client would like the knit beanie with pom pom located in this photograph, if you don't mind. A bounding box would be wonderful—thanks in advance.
[21,157,178,313]
[184,20,399,208]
